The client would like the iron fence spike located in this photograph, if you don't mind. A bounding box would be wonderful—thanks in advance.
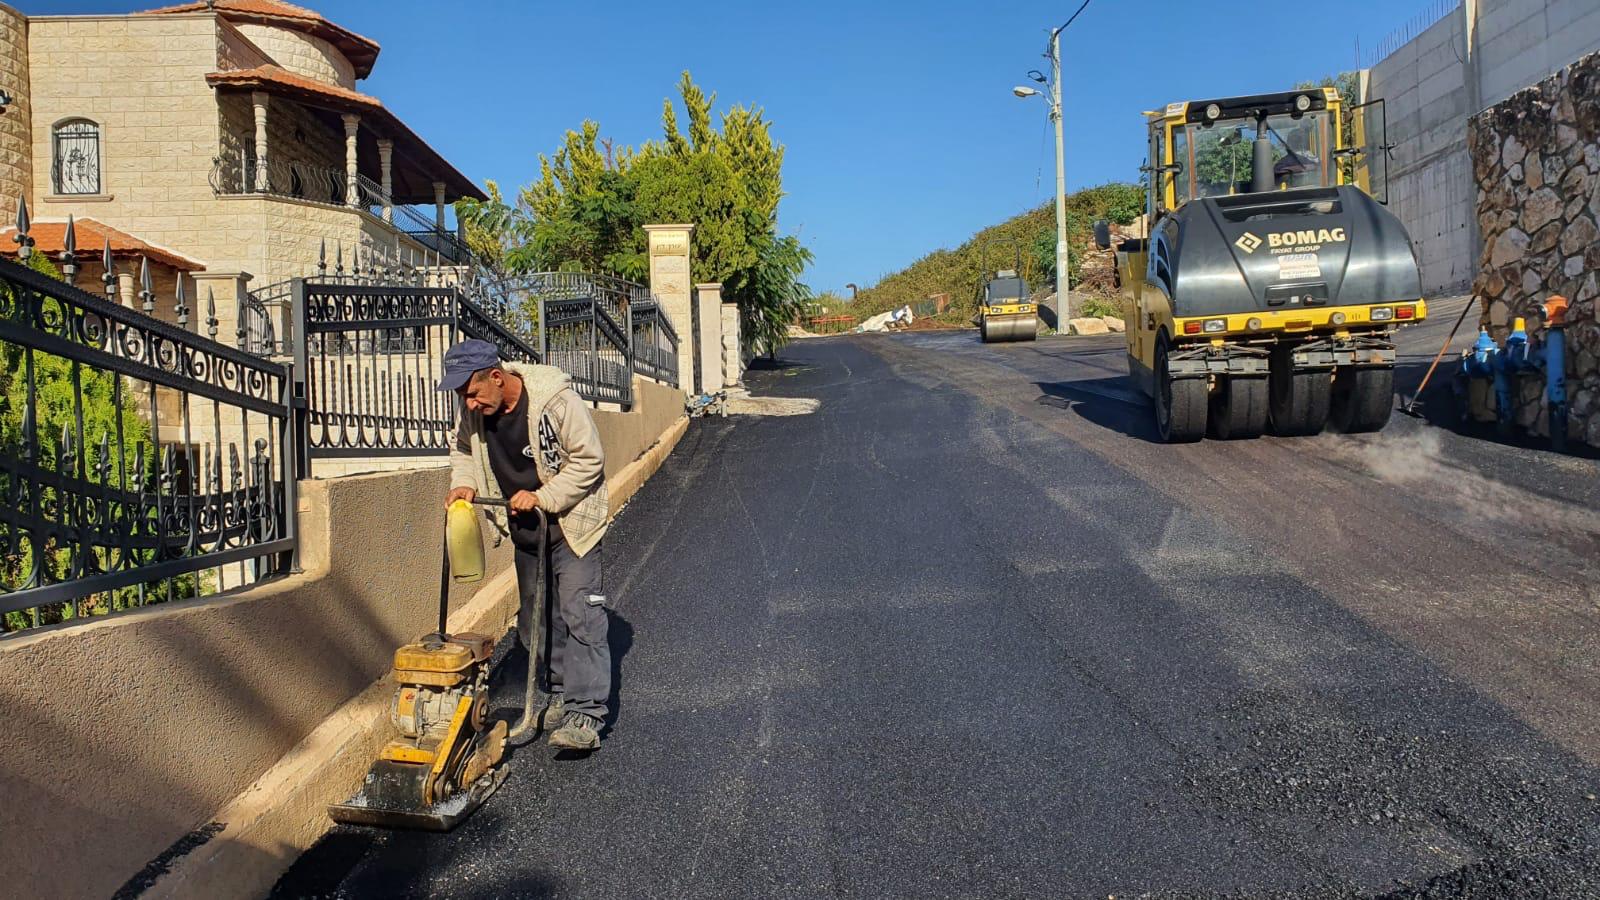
[139,256,154,312]
[13,194,33,258]
[205,287,218,338]
[59,215,79,285]
[319,238,327,274]
[175,273,189,326]
[101,235,116,298]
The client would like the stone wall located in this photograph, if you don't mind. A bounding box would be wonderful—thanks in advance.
[1364,0,1600,297]
[235,21,355,89]
[215,17,273,73]
[0,3,31,228]
[1468,49,1600,445]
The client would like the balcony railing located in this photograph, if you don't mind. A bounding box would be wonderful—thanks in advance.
[209,150,474,264]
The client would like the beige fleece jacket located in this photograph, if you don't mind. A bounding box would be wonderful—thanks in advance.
[449,362,608,557]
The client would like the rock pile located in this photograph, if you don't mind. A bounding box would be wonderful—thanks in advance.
[1468,50,1600,446]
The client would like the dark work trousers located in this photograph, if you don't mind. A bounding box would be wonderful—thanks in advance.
[513,538,610,721]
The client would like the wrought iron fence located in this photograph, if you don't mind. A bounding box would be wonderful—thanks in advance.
[0,212,296,634]
[541,297,633,406]
[630,299,679,388]
[292,275,540,460]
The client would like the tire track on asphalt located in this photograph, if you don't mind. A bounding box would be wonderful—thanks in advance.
[866,333,1600,769]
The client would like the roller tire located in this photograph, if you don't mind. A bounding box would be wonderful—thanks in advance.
[1269,352,1332,436]
[1330,367,1395,433]
[1155,336,1207,443]
[1209,376,1268,440]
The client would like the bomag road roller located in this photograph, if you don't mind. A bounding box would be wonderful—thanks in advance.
[975,241,1039,343]
[1098,87,1425,442]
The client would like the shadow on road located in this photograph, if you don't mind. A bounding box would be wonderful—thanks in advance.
[1033,377,1161,443]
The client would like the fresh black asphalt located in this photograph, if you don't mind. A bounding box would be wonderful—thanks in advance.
[274,303,1600,898]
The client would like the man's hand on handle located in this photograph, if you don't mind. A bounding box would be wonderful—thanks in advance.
[446,486,476,507]
[508,490,540,514]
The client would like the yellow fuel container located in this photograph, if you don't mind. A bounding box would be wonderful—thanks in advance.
[446,500,486,583]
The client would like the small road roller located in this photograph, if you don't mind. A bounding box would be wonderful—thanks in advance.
[976,241,1039,343]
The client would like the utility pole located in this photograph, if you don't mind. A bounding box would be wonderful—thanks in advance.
[1049,26,1069,325]
[1016,2,1092,330]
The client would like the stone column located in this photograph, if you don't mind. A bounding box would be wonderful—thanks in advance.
[116,271,135,308]
[341,113,360,208]
[694,282,725,394]
[251,91,269,192]
[644,223,695,393]
[376,138,393,223]
[720,301,744,388]
[433,181,447,230]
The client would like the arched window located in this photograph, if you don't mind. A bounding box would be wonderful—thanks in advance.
[52,119,101,195]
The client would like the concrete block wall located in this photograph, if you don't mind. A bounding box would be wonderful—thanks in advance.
[1366,0,1600,297]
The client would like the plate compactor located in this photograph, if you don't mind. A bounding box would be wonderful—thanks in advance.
[328,499,551,831]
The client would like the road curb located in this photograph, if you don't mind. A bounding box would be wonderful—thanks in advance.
[139,415,693,900]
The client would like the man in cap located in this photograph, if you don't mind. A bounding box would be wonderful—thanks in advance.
[440,339,610,751]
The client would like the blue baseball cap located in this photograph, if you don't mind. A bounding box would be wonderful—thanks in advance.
[437,339,502,392]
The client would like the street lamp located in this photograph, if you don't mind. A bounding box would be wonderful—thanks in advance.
[1013,1,1093,328]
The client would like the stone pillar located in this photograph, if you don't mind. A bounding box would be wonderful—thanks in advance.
[644,223,695,393]
[251,91,269,192]
[694,283,724,394]
[341,113,360,208]
[376,138,393,223]
[116,271,135,308]
[720,301,744,388]
[433,181,447,230]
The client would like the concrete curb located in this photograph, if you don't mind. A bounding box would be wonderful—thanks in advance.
[143,415,693,900]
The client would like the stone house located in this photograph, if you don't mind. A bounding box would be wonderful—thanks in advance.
[0,0,485,342]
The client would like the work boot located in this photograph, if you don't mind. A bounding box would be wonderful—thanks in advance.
[538,693,564,731]
[548,711,601,751]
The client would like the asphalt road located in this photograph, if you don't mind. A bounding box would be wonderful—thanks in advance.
[275,299,1600,898]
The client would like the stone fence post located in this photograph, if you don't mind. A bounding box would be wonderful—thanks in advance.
[720,301,743,388]
[694,282,724,394]
[644,224,695,393]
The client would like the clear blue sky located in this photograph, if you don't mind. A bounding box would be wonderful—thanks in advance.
[33,0,1446,294]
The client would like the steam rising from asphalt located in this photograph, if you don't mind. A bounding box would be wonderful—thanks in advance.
[1350,429,1600,537]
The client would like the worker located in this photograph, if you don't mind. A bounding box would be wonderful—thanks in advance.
[439,339,611,752]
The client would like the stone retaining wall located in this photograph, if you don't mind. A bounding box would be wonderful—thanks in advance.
[1468,49,1600,446]
[0,3,31,228]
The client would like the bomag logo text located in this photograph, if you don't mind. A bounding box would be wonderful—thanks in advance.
[1267,228,1346,248]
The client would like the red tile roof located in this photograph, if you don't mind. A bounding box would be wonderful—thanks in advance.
[141,0,380,78]
[205,65,487,202]
[1,218,207,272]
